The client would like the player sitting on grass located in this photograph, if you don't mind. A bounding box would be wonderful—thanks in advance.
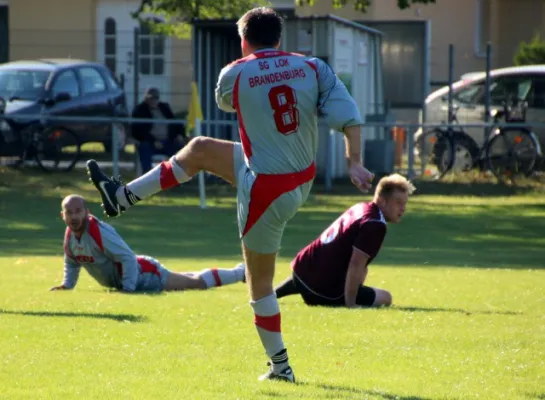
[50,194,245,292]
[273,174,415,308]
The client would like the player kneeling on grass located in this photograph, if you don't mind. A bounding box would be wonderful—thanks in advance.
[50,194,245,292]
[273,174,415,308]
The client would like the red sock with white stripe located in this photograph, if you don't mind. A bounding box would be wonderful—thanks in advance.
[251,293,290,373]
[199,264,245,288]
[116,156,190,208]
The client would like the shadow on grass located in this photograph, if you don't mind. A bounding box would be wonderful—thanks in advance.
[295,304,521,316]
[1,200,544,269]
[313,176,543,197]
[390,305,521,316]
[0,309,148,323]
[267,382,435,400]
[525,393,545,399]
[406,179,540,197]
[1,168,545,269]
[2,166,544,198]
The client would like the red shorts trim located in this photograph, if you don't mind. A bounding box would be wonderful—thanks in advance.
[242,163,316,236]
[137,257,161,277]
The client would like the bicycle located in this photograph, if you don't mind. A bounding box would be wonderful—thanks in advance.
[416,99,542,184]
[415,105,459,180]
[0,96,81,172]
[484,101,542,183]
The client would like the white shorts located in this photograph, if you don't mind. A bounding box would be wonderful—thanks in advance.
[135,255,169,292]
[233,142,314,254]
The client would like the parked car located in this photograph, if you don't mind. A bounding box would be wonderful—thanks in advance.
[0,59,128,153]
[416,65,545,153]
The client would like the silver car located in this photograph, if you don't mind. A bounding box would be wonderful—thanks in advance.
[415,65,545,168]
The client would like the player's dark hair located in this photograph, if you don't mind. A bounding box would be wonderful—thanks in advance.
[237,7,283,48]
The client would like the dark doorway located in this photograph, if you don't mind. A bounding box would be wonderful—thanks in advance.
[0,6,8,63]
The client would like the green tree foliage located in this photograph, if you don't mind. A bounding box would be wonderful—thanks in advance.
[132,0,268,37]
[296,0,436,12]
[514,34,545,66]
[134,0,436,37]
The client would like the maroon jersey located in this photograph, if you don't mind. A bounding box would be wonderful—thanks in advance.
[292,202,386,298]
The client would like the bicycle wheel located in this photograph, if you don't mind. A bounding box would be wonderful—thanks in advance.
[486,128,540,184]
[34,127,81,172]
[416,129,455,180]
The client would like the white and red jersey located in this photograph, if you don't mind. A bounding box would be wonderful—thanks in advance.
[63,215,155,292]
[215,49,363,175]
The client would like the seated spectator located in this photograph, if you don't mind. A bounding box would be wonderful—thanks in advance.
[131,87,187,174]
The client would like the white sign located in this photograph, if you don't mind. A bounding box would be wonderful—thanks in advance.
[297,29,312,53]
[334,26,353,74]
[334,26,353,94]
[358,37,369,65]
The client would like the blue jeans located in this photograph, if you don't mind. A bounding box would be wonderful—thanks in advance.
[137,139,183,174]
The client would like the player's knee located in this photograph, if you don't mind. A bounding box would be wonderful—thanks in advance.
[374,289,392,307]
[383,291,392,306]
[195,277,208,290]
[181,136,208,163]
[187,136,211,155]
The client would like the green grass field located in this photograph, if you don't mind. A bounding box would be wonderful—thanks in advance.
[0,167,544,399]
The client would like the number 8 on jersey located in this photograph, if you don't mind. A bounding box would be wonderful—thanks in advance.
[268,84,299,135]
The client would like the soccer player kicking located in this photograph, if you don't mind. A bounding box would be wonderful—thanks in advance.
[50,195,245,293]
[86,7,373,382]
[275,174,415,308]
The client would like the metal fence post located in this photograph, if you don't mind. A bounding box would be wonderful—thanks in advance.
[112,122,119,178]
[407,124,415,180]
[196,118,207,209]
[484,42,492,141]
[133,27,140,110]
[447,44,455,124]
[324,129,334,191]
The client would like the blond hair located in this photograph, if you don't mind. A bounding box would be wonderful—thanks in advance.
[373,174,416,200]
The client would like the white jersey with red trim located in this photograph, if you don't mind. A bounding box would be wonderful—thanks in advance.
[63,215,140,291]
[215,49,363,175]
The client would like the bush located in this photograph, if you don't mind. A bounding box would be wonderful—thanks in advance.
[514,34,545,66]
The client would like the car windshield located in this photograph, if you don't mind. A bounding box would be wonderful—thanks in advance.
[452,76,535,106]
[0,69,50,101]
[453,81,486,104]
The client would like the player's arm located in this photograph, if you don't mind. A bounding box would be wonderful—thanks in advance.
[344,249,370,307]
[51,255,81,291]
[312,58,372,190]
[215,65,237,113]
[312,58,363,132]
[344,221,386,307]
[101,226,139,292]
[343,125,362,167]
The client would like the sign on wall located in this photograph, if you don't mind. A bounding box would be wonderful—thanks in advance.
[333,26,353,94]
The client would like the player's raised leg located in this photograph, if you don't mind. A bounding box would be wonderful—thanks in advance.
[86,137,236,217]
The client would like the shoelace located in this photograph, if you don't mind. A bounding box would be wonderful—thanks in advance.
[112,176,125,186]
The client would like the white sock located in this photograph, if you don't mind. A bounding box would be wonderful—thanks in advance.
[116,156,191,208]
[199,264,245,288]
[251,293,289,372]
